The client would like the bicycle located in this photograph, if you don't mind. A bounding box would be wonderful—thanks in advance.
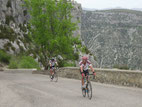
[82,73,95,100]
[50,67,58,82]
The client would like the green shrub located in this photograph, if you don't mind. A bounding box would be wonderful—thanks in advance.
[9,60,18,69]
[57,59,65,67]
[81,46,90,54]
[72,36,81,45]
[5,15,15,25]
[23,10,28,16]
[64,62,76,67]
[8,56,40,69]
[0,25,17,42]
[73,52,79,60]
[19,56,40,69]
[6,0,12,8]
[0,50,11,64]
[77,44,82,49]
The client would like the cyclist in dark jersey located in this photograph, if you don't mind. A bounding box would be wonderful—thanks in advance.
[79,56,96,89]
[49,58,58,79]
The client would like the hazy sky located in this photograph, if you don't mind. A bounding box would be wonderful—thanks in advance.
[75,0,142,10]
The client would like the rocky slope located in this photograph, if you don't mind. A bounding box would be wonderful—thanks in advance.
[81,9,142,70]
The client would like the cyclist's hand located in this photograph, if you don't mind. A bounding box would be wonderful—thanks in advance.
[81,73,85,77]
[93,72,96,76]
[93,72,96,79]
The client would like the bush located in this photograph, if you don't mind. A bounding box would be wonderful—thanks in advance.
[77,44,82,49]
[19,56,40,69]
[57,59,76,67]
[9,60,18,69]
[0,50,11,64]
[57,59,65,67]
[6,0,12,8]
[73,52,79,60]
[8,56,40,69]
[64,62,76,67]
[72,36,81,45]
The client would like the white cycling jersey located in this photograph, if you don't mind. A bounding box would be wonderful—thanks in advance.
[49,60,57,67]
[79,60,92,71]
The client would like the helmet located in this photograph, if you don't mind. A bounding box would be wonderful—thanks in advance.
[82,56,88,61]
[51,57,55,61]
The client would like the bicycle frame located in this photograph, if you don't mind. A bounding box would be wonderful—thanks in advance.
[83,73,94,84]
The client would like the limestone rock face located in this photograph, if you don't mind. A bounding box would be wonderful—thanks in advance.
[81,9,142,70]
[0,0,29,54]
[0,0,29,24]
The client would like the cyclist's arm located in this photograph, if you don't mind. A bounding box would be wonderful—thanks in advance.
[89,65,94,72]
[89,65,96,76]
[80,65,83,73]
[55,62,58,66]
[49,61,52,67]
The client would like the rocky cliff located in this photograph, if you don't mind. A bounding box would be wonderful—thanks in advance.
[81,9,142,70]
[0,0,29,54]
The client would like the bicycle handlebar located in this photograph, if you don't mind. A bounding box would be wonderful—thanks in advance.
[88,73,96,79]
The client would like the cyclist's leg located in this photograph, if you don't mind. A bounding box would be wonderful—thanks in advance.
[86,70,89,81]
[80,70,84,86]
[52,68,55,75]
[82,76,84,86]
[50,67,53,75]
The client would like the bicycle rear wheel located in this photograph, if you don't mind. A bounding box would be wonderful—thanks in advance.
[87,81,92,100]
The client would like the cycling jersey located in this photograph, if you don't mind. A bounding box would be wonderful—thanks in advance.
[79,60,92,71]
[49,60,57,67]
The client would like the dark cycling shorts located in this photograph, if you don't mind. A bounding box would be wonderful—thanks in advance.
[50,66,55,69]
[80,70,89,76]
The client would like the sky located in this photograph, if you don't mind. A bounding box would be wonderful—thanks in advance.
[75,0,142,10]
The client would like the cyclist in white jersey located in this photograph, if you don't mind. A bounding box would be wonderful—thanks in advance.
[79,56,96,89]
[49,58,58,79]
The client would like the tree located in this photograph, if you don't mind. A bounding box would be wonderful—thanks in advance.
[24,0,77,67]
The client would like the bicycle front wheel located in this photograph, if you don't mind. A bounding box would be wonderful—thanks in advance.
[82,88,86,97]
[87,81,92,100]
[54,72,58,82]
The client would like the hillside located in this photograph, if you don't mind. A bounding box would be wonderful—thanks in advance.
[81,9,142,70]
